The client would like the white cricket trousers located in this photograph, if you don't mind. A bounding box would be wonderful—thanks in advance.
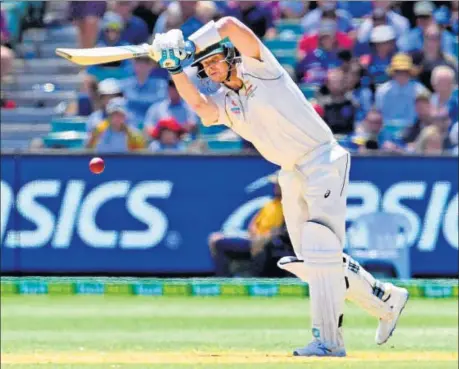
[278,142,351,257]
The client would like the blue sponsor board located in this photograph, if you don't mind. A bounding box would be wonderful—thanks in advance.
[1,154,457,277]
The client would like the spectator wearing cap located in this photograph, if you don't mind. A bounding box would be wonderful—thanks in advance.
[301,0,355,35]
[86,97,146,153]
[297,10,353,60]
[360,25,398,87]
[318,68,358,135]
[68,1,107,49]
[340,109,403,153]
[144,79,198,137]
[86,78,125,133]
[375,53,429,131]
[147,117,187,153]
[411,24,458,92]
[119,56,169,129]
[398,1,456,56]
[401,91,433,148]
[356,1,409,49]
[85,12,133,82]
[295,20,348,85]
[110,1,149,45]
[224,1,276,39]
[430,65,458,124]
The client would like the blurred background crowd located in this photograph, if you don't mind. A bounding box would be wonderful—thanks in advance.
[1,0,458,156]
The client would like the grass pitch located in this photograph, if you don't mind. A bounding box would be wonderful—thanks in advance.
[1,296,457,368]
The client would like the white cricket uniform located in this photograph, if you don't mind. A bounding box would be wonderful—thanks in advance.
[210,40,351,256]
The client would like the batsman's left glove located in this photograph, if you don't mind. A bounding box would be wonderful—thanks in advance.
[150,29,195,75]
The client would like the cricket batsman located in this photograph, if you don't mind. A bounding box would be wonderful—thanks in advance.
[149,17,409,357]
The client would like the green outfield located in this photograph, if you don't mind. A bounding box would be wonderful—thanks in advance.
[1,296,458,369]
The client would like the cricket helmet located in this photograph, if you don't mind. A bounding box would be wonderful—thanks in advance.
[191,39,240,80]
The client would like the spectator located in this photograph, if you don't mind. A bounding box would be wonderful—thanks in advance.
[338,1,373,18]
[0,10,15,82]
[449,121,458,155]
[86,78,124,133]
[110,1,149,45]
[296,20,347,85]
[452,1,458,34]
[357,1,409,50]
[208,173,284,277]
[155,1,206,39]
[411,24,458,92]
[196,1,220,24]
[147,117,187,152]
[430,66,458,124]
[278,1,307,20]
[121,56,169,129]
[398,1,456,56]
[301,0,354,35]
[132,1,165,34]
[375,53,428,131]
[434,5,452,33]
[344,63,373,123]
[430,107,453,149]
[297,9,353,60]
[224,1,276,39]
[402,91,433,148]
[85,12,133,83]
[414,125,445,155]
[86,97,145,153]
[341,109,403,153]
[360,25,398,87]
[68,1,107,49]
[318,68,358,135]
[144,80,198,136]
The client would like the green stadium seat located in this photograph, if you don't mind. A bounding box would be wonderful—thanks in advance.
[453,39,458,58]
[206,139,242,152]
[43,131,87,149]
[264,38,298,52]
[51,117,87,133]
[275,20,304,37]
[299,84,317,99]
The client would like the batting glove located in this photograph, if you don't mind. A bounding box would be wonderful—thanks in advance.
[150,30,195,75]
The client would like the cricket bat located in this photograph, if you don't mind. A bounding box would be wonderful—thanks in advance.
[55,44,152,66]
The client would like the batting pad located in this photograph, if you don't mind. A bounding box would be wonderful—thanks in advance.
[301,222,346,349]
[278,255,394,322]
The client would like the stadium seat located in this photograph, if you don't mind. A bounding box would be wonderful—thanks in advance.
[43,131,87,149]
[206,139,242,152]
[299,84,317,99]
[453,38,459,59]
[275,20,304,38]
[5,90,77,108]
[264,38,298,52]
[13,58,80,75]
[51,117,87,133]
[1,107,56,123]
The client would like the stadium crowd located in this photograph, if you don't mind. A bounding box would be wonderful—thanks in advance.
[1,1,458,155]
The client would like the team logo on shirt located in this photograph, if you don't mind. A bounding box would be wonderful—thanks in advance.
[230,100,241,115]
[243,80,257,99]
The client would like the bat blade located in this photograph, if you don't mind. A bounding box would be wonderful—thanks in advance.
[55,44,150,66]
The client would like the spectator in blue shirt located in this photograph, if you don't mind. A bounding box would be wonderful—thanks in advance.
[338,1,373,18]
[356,2,409,52]
[111,1,149,44]
[398,1,456,56]
[375,53,429,132]
[86,12,133,82]
[360,25,398,87]
[430,65,458,124]
[120,56,169,129]
[452,1,458,34]
[144,79,198,136]
[301,0,354,35]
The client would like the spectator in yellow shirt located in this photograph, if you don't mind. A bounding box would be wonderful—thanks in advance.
[208,172,285,277]
[86,97,146,153]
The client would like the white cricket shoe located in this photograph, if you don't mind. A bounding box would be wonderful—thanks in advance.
[293,340,346,357]
[376,284,409,345]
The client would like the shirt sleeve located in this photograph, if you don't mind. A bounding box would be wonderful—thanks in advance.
[240,38,284,79]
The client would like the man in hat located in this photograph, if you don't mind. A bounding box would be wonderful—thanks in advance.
[398,1,456,56]
[375,53,429,128]
[149,16,409,357]
[86,97,145,152]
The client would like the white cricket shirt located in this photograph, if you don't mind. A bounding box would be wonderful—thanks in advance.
[209,39,335,169]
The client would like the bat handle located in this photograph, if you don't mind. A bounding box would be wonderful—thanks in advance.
[184,41,196,60]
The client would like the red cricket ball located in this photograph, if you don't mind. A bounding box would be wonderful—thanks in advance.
[89,157,105,174]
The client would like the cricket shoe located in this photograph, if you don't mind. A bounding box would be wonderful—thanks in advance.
[293,340,346,357]
[376,284,409,345]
